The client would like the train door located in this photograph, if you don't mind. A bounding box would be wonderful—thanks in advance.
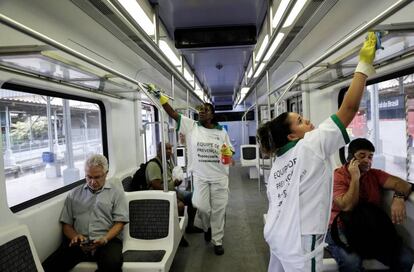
[287,95,303,115]
[141,103,156,162]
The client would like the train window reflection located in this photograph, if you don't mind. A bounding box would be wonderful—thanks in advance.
[346,73,414,183]
[0,88,105,208]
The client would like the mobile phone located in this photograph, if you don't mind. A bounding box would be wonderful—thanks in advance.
[81,239,93,245]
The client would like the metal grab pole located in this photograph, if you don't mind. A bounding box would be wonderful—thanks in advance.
[142,121,171,192]
[274,74,299,106]
[268,0,412,98]
[254,88,261,192]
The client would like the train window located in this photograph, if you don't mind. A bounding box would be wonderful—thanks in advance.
[1,84,107,211]
[340,71,414,183]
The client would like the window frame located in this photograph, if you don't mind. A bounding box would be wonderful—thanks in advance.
[338,66,414,165]
[1,82,108,213]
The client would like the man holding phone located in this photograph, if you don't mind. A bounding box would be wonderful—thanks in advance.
[326,138,413,271]
[43,154,129,272]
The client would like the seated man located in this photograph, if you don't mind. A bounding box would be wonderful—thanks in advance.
[43,154,129,272]
[146,142,188,213]
[326,138,414,272]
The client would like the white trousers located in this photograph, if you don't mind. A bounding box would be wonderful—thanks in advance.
[192,175,229,246]
[268,235,324,272]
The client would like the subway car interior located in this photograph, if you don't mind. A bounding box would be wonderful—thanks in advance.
[1,0,414,271]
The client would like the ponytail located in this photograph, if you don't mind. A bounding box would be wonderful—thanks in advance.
[257,112,291,156]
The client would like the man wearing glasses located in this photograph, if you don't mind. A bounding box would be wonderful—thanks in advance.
[43,154,129,272]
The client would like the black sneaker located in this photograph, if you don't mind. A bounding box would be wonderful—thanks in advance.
[179,237,189,247]
[214,245,224,255]
[204,228,211,242]
[186,226,204,233]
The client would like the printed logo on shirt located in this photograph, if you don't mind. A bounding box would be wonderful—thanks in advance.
[196,141,220,163]
[273,158,297,207]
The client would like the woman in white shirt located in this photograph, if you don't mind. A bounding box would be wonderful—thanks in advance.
[145,92,233,256]
[256,32,378,272]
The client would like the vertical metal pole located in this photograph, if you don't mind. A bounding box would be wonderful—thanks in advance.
[63,100,74,168]
[84,111,89,156]
[186,89,189,117]
[171,74,177,163]
[46,97,53,152]
[370,85,381,153]
[54,111,59,144]
[29,114,33,150]
[4,106,15,166]
[4,106,11,148]
[402,77,410,182]
[255,88,261,191]
[266,70,271,122]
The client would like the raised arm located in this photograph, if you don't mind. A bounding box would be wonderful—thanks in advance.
[144,83,179,121]
[162,102,179,122]
[336,32,377,127]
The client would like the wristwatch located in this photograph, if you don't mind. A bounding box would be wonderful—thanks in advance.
[393,191,406,200]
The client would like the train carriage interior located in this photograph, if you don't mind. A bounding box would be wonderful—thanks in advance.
[1,0,414,271]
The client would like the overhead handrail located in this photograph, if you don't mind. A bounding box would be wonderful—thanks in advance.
[0,13,171,190]
[274,74,299,105]
[268,0,412,99]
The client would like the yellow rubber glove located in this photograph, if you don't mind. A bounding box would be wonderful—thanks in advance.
[221,144,233,156]
[144,83,169,105]
[159,94,169,105]
[355,32,377,77]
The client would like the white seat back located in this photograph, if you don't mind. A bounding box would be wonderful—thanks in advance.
[240,144,257,167]
[122,190,182,272]
[0,224,44,272]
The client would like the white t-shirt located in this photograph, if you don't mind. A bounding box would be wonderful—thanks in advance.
[265,114,349,240]
[177,114,233,179]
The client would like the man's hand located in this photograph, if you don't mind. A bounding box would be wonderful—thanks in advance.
[69,234,87,247]
[391,197,406,224]
[92,237,108,247]
[348,158,361,181]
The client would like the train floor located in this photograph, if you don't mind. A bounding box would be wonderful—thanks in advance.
[170,164,270,272]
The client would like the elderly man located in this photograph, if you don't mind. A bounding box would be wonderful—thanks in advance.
[326,138,413,272]
[43,154,129,272]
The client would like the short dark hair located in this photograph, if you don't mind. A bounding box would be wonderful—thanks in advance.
[347,138,375,161]
[256,112,291,155]
[204,103,219,125]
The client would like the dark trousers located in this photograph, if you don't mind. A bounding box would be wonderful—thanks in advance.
[42,238,123,272]
[326,228,414,272]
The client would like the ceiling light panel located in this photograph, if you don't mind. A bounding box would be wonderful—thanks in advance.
[283,0,308,27]
[117,0,154,36]
[159,40,181,67]
[255,35,269,62]
[264,33,285,61]
[272,0,290,29]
